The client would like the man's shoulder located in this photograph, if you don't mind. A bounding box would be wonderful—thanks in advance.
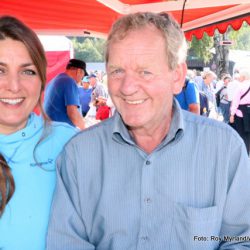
[181,111,248,167]
[241,82,250,92]
[186,79,196,87]
[190,109,243,149]
[82,88,92,94]
[183,111,231,131]
[50,73,74,86]
[185,81,198,94]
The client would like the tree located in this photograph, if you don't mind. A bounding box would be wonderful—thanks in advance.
[189,33,214,64]
[213,30,230,78]
[69,37,105,62]
[188,23,250,78]
[228,22,250,50]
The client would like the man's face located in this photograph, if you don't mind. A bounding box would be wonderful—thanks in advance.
[83,81,90,89]
[223,78,231,86]
[107,25,185,132]
[76,68,85,83]
[89,77,97,87]
[204,74,215,85]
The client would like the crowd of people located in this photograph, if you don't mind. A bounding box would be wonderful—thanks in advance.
[176,68,250,154]
[0,11,250,250]
[44,57,111,129]
[43,54,250,156]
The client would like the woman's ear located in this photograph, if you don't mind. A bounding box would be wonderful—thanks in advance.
[172,62,187,95]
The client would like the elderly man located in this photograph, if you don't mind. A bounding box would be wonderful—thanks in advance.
[47,13,250,250]
[88,73,108,102]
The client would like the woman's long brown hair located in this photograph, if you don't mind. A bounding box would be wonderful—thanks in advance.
[0,154,15,215]
[0,16,48,215]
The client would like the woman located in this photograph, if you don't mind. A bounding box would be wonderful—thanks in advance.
[230,68,250,154]
[0,16,77,249]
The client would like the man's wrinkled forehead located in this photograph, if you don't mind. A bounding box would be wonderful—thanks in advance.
[111,45,161,56]
[108,46,167,67]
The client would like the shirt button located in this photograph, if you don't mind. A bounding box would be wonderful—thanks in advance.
[144,197,152,203]
[141,236,149,241]
[22,132,26,137]
[146,160,151,165]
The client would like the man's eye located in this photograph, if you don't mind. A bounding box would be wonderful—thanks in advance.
[142,71,151,75]
[139,70,153,80]
[109,68,124,78]
[0,68,5,74]
[112,69,123,74]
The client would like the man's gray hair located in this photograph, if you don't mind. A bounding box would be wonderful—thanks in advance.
[239,67,250,81]
[105,12,187,70]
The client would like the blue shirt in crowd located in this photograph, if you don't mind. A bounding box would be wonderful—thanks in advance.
[44,73,80,127]
[47,101,250,250]
[175,80,200,110]
[78,86,92,115]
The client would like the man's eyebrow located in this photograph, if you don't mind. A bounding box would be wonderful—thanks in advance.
[0,62,7,67]
[107,64,120,70]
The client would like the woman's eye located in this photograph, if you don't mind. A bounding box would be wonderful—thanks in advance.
[22,69,37,75]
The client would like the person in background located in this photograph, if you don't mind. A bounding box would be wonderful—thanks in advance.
[85,73,109,120]
[230,68,250,154]
[47,12,250,250]
[193,69,203,91]
[216,75,232,123]
[201,70,218,118]
[44,58,86,130]
[227,72,240,102]
[0,16,77,250]
[175,71,200,115]
[89,73,108,102]
[201,70,217,99]
[102,72,116,116]
[95,96,111,121]
[78,76,92,117]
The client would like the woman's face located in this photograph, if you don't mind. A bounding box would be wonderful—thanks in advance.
[0,38,42,135]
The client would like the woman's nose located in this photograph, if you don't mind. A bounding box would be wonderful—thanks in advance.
[7,73,21,93]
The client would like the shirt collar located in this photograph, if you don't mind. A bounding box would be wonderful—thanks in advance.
[0,113,43,145]
[112,98,184,149]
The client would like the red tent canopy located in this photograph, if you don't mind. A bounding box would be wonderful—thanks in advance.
[1,0,250,40]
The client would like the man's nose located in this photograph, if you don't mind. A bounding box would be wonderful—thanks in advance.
[120,73,138,96]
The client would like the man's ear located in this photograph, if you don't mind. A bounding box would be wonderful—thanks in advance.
[172,62,187,95]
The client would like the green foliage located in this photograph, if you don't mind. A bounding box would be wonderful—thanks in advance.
[69,23,250,64]
[187,23,250,75]
[189,33,214,63]
[228,22,250,50]
[68,37,105,62]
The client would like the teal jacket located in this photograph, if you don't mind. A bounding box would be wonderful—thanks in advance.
[0,113,77,250]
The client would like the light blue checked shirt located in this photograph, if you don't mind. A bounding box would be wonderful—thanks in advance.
[47,100,250,250]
